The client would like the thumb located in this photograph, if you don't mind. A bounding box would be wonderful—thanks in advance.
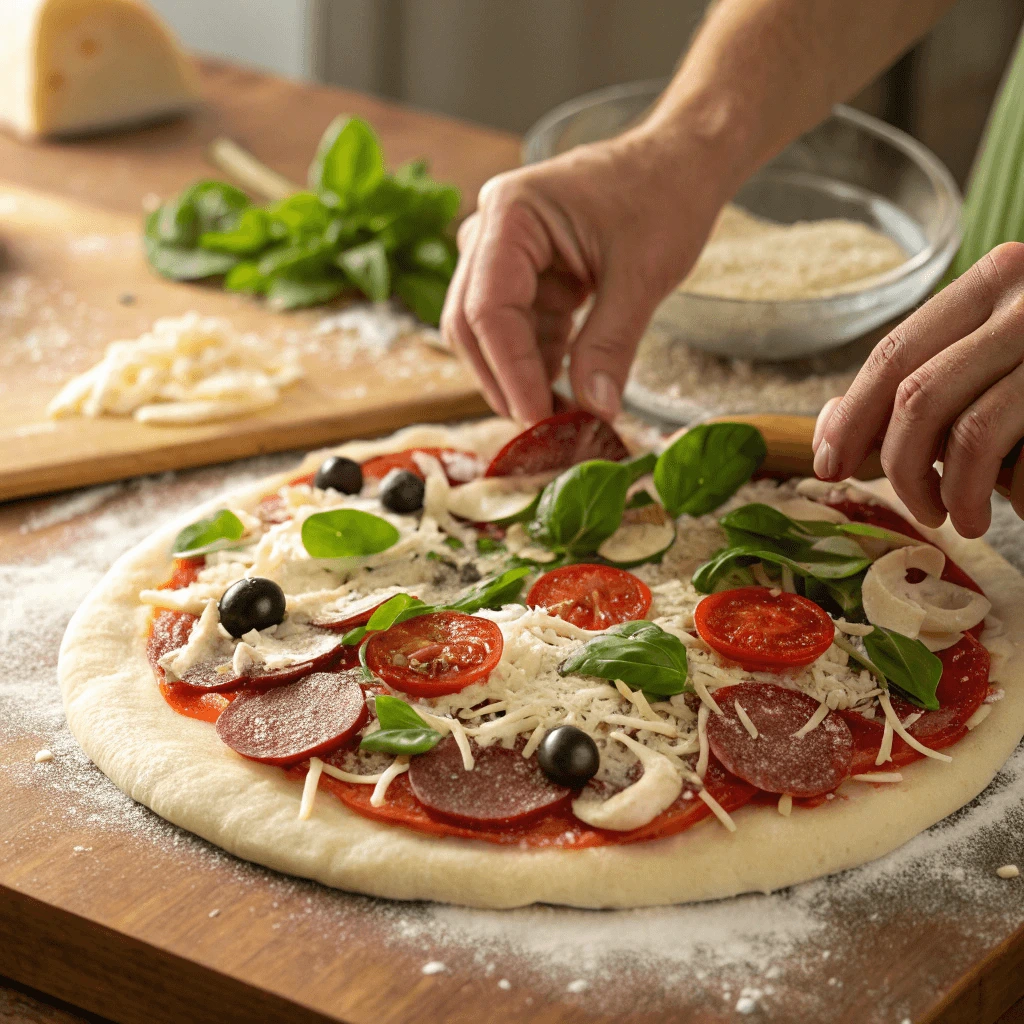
[567,271,655,422]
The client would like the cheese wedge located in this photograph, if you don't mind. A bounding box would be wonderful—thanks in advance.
[0,0,199,139]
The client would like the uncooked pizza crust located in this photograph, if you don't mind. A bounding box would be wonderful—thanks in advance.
[58,419,1024,909]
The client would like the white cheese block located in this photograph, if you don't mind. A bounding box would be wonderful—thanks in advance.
[0,0,199,139]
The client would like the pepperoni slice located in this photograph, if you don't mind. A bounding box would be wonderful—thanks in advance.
[694,587,835,671]
[484,410,630,477]
[361,447,483,485]
[312,595,412,633]
[705,682,854,797]
[215,670,367,765]
[364,611,502,697]
[841,631,991,771]
[178,633,343,692]
[408,735,570,828]
[527,564,652,630]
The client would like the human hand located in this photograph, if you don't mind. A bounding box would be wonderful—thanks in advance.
[812,241,1024,538]
[441,129,725,424]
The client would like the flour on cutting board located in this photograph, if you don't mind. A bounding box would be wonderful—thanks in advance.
[3,456,1024,1021]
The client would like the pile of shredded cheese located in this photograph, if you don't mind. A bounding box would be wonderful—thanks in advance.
[47,312,303,425]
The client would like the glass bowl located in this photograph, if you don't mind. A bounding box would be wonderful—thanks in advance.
[523,80,962,369]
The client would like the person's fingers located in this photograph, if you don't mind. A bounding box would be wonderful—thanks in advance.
[813,251,1004,482]
[465,205,555,423]
[940,360,1024,537]
[567,265,656,421]
[441,214,510,417]
[535,311,574,381]
[875,307,1024,527]
[1009,443,1024,522]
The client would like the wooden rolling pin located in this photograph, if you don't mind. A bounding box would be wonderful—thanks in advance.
[709,413,1017,498]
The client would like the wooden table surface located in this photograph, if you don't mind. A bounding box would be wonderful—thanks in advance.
[4,55,1024,1024]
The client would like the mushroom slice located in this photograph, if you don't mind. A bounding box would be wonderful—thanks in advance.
[571,732,682,831]
[774,497,850,525]
[862,544,990,640]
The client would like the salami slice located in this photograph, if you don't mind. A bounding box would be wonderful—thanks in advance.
[841,631,991,771]
[178,633,343,692]
[313,596,406,633]
[484,410,630,478]
[408,735,571,827]
[215,670,367,765]
[705,682,853,797]
[362,447,483,485]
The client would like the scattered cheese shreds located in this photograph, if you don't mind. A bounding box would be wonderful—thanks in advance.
[735,700,759,739]
[320,762,385,785]
[777,794,793,816]
[966,704,993,731]
[298,756,323,820]
[997,864,1020,879]
[696,705,710,779]
[698,788,737,832]
[875,718,894,767]
[851,772,903,784]
[879,691,953,763]
[370,757,409,807]
[793,701,829,739]
[34,748,54,763]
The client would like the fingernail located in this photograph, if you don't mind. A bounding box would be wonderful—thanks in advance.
[586,371,620,421]
[813,440,839,480]
[815,397,839,450]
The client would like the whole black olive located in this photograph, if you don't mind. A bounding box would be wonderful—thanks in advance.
[218,577,286,638]
[380,469,425,514]
[314,456,363,495]
[536,725,600,788]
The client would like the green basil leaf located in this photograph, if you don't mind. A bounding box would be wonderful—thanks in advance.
[395,158,429,182]
[394,271,448,326]
[268,191,334,240]
[476,536,505,554]
[373,693,432,731]
[267,274,346,311]
[443,536,464,550]
[404,235,457,278]
[367,593,431,631]
[342,625,368,646]
[360,727,442,755]
[862,626,943,711]
[312,116,385,207]
[338,238,390,302]
[451,567,531,613]
[224,260,270,295]
[559,621,690,696]
[301,509,400,558]
[653,423,767,518]
[172,509,245,556]
[527,460,630,554]
[145,211,240,281]
[625,490,656,510]
[623,452,657,484]
[200,207,281,255]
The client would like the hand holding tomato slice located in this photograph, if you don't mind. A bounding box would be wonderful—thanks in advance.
[364,611,503,697]
[694,587,835,671]
[526,563,652,630]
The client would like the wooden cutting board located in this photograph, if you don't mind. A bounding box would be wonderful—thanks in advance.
[0,182,488,503]
[2,416,1024,1024]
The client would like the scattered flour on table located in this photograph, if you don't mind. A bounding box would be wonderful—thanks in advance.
[3,456,1024,1022]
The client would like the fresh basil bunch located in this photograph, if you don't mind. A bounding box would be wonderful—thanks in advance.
[144,117,460,323]
[559,621,691,696]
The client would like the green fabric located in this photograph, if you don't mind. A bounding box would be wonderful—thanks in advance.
[944,28,1024,283]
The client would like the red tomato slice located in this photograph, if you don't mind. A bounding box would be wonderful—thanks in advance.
[485,410,630,477]
[364,611,503,697]
[694,587,835,671]
[527,564,652,630]
[361,447,483,485]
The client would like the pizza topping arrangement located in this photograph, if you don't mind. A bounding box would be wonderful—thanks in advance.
[139,412,1000,848]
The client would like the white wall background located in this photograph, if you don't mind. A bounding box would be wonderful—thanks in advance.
[147,0,316,79]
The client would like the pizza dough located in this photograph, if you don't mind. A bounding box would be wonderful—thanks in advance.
[0,0,198,139]
[58,419,1024,909]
